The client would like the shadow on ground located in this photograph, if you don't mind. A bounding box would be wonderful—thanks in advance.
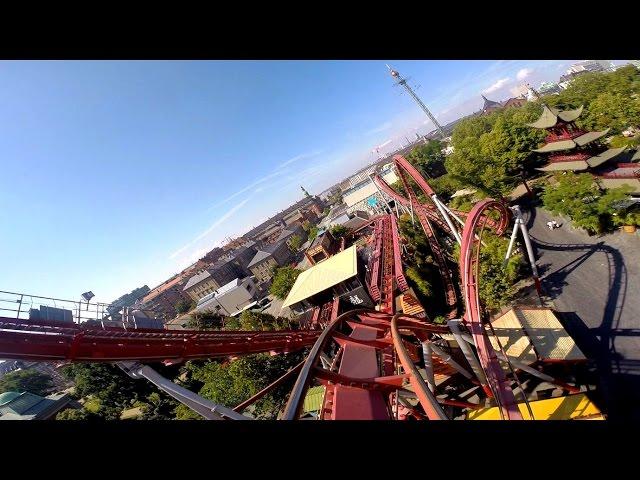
[516,196,638,420]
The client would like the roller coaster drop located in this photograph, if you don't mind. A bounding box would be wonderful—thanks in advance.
[0,156,579,420]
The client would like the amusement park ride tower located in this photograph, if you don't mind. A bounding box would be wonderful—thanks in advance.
[387,65,446,139]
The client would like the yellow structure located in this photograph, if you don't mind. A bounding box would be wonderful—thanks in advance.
[282,245,358,309]
[467,393,605,420]
[489,307,585,364]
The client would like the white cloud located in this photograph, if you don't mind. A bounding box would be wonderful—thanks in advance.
[277,150,322,169]
[208,150,322,211]
[510,84,528,97]
[365,121,392,136]
[482,77,511,94]
[372,139,393,152]
[169,197,252,260]
[516,68,533,81]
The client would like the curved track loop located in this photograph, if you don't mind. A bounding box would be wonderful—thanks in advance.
[373,155,459,318]
[458,199,522,420]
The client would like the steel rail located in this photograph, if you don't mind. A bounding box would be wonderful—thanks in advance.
[281,309,372,420]
[459,199,522,420]
[390,314,448,420]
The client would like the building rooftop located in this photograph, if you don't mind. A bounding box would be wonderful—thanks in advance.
[0,391,71,420]
[247,241,287,268]
[282,245,358,308]
[183,270,213,291]
[481,94,502,111]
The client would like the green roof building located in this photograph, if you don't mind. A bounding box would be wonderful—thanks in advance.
[0,390,74,420]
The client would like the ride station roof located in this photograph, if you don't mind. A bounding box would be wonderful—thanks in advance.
[282,245,358,308]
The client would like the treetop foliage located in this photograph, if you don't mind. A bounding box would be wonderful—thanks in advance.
[0,369,53,397]
[269,266,301,300]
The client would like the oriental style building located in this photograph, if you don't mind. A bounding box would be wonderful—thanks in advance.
[529,104,640,193]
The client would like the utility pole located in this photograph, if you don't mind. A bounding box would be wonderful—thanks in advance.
[387,65,446,139]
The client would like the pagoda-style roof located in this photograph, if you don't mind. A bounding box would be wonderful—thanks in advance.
[533,128,610,153]
[537,146,626,172]
[586,146,626,168]
[527,104,584,129]
[481,95,502,111]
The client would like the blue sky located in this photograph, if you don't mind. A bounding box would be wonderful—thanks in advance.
[0,59,628,303]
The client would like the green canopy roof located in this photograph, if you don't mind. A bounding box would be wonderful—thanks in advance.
[527,104,584,129]
[537,161,590,172]
[574,128,610,146]
[586,147,626,168]
[533,139,577,153]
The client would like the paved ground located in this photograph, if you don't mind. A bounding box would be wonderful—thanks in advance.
[520,198,640,419]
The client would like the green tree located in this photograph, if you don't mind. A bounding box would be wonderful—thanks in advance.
[329,224,350,239]
[0,369,53,396]
[452,232,525,311]
[406,140,446,178]
[269,266,302,300]
[445,103,545,197]
[308,226,319,241]
[56,408,95,420]
[288,234,303,252]
[175,299,195,315]
[179,351,304,419]
[541,172,632,234]
[186,309,225,330]
[238,310,292,331]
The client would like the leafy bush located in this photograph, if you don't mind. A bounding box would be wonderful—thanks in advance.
[269,266,301,300]
[0,369,53,397]
[542,172,632,234]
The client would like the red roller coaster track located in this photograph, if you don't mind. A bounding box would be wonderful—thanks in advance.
[0,156,569,420]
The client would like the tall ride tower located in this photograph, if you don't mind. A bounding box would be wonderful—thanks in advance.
[387,65,446,139]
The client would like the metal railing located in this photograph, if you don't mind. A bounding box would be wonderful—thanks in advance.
[0,289,159,328]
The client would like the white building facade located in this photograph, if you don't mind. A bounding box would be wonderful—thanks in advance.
[342,163,399,214]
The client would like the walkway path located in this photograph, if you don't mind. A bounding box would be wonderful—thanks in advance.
[521,199,640,419]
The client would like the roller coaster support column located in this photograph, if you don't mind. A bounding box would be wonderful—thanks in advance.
[118,361,250,421]
[428,343,474,381]
[436,198,466,229]
[432,195,462,244]
[506,205,543,303]
[456,334,580,394]
[421,341,435,392]
[447,320,490,394]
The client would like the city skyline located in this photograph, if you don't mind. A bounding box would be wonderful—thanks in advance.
[0,59,629,303]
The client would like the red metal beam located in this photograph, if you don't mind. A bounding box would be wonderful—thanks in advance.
[0,317,320,362]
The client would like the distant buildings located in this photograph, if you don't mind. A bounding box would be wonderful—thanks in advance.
[342,162,399,214]
[273,225,305,251]
[107,285,150,316]
[243,195,325,248]
[480,94,528,116]
[183,243,258,303]
[538,81,563,96]
[138,276,193,319]
[248,240,294,284]
[194,277,260,317]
